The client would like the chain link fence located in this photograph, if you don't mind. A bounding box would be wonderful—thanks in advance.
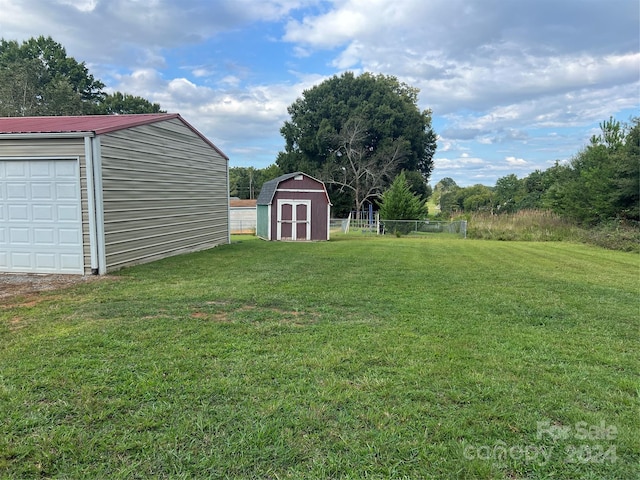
[381,219,467,238]
[332,214,467,238]
[230,219,256,234]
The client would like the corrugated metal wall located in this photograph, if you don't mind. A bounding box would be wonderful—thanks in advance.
[0,137,93,273]
[99,118,229,271]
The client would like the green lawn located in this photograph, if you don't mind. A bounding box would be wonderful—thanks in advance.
[1,235,638,479]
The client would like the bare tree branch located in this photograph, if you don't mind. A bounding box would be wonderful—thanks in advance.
[322,117,407,213]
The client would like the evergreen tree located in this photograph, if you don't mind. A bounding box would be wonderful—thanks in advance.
[378,171,427,234]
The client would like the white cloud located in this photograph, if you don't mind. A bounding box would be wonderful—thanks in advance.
[219,76,241,87]
[435,155,486,170]
[505,157,527,166]
[0,0,310,66]
[282,0,639,125]
[55,0,97,12]
[0,0,637,185]
[109,68,326,162]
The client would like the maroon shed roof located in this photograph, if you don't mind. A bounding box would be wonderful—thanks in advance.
[0,114,228,160]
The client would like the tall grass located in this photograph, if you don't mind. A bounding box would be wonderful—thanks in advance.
[467,210,579,241]
[467,209,640,252]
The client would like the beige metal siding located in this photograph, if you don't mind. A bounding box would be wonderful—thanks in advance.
[0,137,93,274]
[99,118,228,271]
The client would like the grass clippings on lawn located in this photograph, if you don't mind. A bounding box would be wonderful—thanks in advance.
[1,235,638,479]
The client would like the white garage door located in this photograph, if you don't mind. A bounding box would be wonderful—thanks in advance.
[0,159,84,274]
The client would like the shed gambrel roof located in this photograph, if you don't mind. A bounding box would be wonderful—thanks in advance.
[0,113,228,160]
[256,171,331,205]
[257,172,303,205]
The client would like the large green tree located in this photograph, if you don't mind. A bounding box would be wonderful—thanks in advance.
[494,174,523,213]
[0,36,105,115]
[0,36,162,116]
[277,72,437,215]
[94,92,164,115]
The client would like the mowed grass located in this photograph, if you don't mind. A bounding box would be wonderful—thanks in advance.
[0,235,638,479]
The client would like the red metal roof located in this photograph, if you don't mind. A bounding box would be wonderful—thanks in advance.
[0,113,177,134]
[0,114,228,160]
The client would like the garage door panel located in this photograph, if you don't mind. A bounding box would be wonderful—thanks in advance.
[32,183,53,199]
[59,228,81,245]
[60,254,83,270]
[56,183,78,199]
[9,227,29,243]
[8,204,28,221]
[54,161,76,177]
[1,159,83,274]
[30,161,52,177]
[10,252,31,268]
[6,162,26,177]
[35,253,56,269]
[7,184,27,199]
[34,228,55,245]
[33,205,54,221]
[57,204,80,221]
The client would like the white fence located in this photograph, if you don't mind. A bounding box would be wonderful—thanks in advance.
[230,219,257,234]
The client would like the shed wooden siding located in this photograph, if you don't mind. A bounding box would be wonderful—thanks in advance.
[270,176,329,241]
[0,136,93,273]
[99,118,229,271]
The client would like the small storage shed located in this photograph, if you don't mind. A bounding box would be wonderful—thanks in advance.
[0,114,229,274]
[256,172,331,241]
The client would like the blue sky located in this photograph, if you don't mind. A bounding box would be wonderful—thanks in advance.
[1,0,638,186]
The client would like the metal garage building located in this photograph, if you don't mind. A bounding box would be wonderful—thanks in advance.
[0,114,229,275]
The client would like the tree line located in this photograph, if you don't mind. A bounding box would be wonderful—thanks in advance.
[434,117,639,226]
[0,36,163,116]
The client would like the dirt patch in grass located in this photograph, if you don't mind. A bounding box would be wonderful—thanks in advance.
[0,273,106,303]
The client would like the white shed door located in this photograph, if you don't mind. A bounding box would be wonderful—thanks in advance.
[0,159,84,274]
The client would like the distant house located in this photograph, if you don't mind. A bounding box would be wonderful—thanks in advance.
[0,114,229,274]
[256,172,331,241]
[230,198,257,234]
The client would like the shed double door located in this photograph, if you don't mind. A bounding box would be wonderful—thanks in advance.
[277,200,310,241]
